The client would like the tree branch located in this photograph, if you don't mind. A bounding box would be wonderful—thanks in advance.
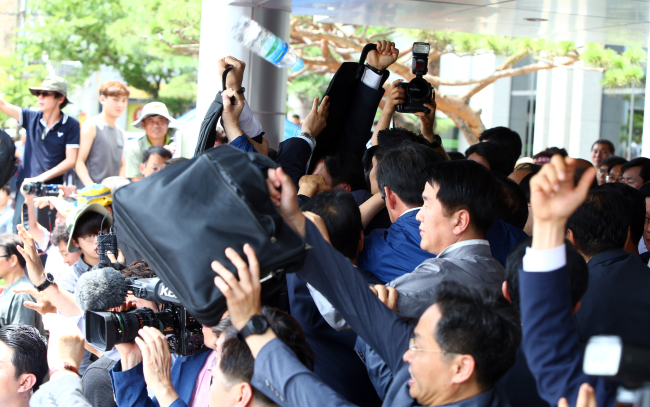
[460,54,579,100]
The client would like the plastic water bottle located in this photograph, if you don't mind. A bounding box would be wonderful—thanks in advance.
[231,16,304,71]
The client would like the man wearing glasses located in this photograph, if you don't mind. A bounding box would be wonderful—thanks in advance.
[0,75,80,232]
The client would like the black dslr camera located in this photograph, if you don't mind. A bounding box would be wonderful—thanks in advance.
[21,181,59,197]
[396,42,434,114]
[85,278,205,356]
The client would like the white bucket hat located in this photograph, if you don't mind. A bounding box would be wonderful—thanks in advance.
[131,102,177,129]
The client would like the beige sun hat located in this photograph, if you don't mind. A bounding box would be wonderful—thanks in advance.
[131,102,177,129]
[29,76,72,105]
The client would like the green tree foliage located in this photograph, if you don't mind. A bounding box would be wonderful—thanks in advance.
[0,56,48,127]
[18,0,200,114]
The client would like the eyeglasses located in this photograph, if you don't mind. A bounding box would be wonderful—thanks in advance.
[36,91,55,98]
[606,175,623,183]
[645,217,650,224]
[408,338,458,355]
[0,254,10,259]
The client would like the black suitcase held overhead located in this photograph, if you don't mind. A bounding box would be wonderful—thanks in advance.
[113,145,307,326]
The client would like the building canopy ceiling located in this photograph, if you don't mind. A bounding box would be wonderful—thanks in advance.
[231,0,650,47]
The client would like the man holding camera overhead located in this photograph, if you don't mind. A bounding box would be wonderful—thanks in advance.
[0,76,80,232]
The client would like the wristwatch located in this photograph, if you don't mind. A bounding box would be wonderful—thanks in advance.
[49,361,80,377]
[298,132,317,148]
[35,273,54,292]
[364,63,384,75]
[237,315,270,340]
[430,134,442,149]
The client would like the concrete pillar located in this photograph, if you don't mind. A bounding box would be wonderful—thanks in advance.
[547,68,574,150]
[642,61,650,157]
[533,70,552,154]
[568,62,603,160]
[195,0,291,152]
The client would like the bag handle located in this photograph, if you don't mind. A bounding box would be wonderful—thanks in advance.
[359,43,377,65]
[247,152,278,170]
[222,65,233,91]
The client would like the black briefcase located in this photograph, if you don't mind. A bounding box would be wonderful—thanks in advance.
[313,43,390,165]
[113,145,307,326]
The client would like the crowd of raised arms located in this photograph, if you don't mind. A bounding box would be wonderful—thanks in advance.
[1,40,649,407]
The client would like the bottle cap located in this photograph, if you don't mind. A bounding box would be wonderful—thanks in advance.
[291,58,304,72]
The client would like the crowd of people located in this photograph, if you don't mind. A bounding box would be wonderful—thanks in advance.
[0,40,646,407]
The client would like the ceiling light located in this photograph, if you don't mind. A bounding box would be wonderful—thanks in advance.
[524,18,548,22]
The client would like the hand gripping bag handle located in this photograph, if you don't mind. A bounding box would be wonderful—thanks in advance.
[194,65,235,156]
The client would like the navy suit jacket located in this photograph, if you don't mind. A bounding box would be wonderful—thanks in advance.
[275,137,313,188]
[110,349,211,407]
[286,272,382,406]
[576,249,650,347]
[518,264,616,406]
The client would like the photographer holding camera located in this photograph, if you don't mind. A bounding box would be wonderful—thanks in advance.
[371,42,447,160]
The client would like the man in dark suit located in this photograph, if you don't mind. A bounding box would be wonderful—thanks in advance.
[501,238,589,407]
[566,183,650,347]
[517,154,616,406]
[289,190,382,406]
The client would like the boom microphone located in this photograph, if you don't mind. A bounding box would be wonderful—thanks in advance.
[75,267,129,312]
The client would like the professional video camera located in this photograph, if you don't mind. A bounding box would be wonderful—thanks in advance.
[85,278,205,356]
[21,181,59,197]
[395,42,434,114]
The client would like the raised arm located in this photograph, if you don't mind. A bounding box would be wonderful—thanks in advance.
[266,167,412,374]
[212,244,356,407]
[519,155,615,406]
[15,224,82,317]
[371,79,404,146]
[0,97,21,122]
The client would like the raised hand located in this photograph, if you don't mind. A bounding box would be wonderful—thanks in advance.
[369,285,398,314]
[384,79,406,112]
[15,224,47,286]
[266,167,305,237]
[301,96,329,137]
[558,383,597,407]
[298,174,330,198]
[529,155,596,250]
[212,244,262,331]
[218,56,246,91]
[367,40,399,71]
[135,327,178,406]
[415,94,437,141]
[530,155,595,225]
[46,314,85,379]
[14,287,56,315]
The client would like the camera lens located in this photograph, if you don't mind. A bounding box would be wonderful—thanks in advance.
[406,78,430,102]
[117,307,159,344]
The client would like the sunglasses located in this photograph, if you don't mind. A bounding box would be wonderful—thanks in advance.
[36,91,57,98]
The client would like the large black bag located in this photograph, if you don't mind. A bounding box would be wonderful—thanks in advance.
[0,129,16,188]
[312,43,390,165]
[113,145,307,326]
